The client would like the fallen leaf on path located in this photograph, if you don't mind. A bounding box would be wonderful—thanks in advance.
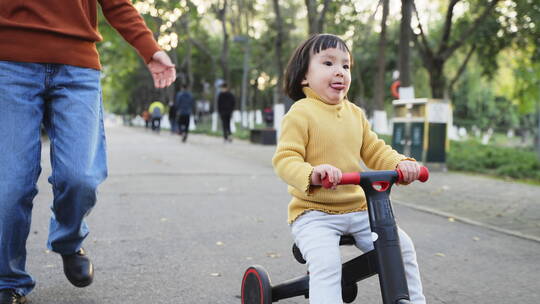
[210,273,221,277]
[435,253,446,257]
[472,236,480,241]
[216,241,224,246]
[266,252,281,258]
[448,217,455,222]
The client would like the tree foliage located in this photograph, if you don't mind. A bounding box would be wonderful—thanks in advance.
[97,0,539,148]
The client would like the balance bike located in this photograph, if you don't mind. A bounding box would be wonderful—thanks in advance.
[241,167,429,304]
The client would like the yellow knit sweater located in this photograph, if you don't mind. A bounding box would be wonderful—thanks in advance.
[272,87,409,223]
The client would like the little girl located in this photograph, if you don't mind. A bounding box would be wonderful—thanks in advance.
[272,34,426,304]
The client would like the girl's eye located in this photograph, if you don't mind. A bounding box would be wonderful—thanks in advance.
[323,61,332,66]
[343,64,350,70]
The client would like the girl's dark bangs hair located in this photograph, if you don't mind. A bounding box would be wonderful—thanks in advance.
[311,34,350,56]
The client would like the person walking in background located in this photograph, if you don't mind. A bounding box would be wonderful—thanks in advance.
[0,0,175,303]
[149,100,165,132]
[175,84,195,143]
[168,101,178,134]
[217,82,236,143]
[142,109,151,129]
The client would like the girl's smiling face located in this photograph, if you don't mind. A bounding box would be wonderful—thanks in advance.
[301,47,351,105]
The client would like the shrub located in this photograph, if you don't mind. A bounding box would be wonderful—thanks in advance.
[447,140,540,181]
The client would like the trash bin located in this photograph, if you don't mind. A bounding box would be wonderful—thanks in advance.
[250,128,276,145]
[391,98,451,165]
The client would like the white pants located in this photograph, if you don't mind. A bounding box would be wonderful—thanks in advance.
[291,211,426,304]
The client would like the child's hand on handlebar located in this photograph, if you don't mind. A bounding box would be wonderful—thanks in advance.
[396,160,420,185]
[311,164,342,190]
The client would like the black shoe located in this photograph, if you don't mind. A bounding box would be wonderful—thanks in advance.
[61,248,94,288]
[0,289,26,304]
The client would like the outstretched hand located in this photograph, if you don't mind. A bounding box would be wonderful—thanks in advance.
[147,51,176,88]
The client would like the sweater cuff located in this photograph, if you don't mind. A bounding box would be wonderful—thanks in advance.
[305,167,315,195]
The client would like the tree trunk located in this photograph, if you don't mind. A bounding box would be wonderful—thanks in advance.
[218,0,230,85]
[353,66,367,109]
[373,0,389,111]
[272,0,285,105]
[304,0,329,35]
[189,37,216,111]
[316,0,331,33]
[183,16,193,91]
[412,0,500,99]
[536,103,540,161]
[240,40,250,126]
[305,0,317,35]
[429,60,446,99]
[399,0,413,87]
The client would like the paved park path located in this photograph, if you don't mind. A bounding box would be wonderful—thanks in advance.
[25,124,540,303]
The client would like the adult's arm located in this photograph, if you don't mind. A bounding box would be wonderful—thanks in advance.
[99,0,175,87]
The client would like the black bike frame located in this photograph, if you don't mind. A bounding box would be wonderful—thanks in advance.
[361,170,410,303]
[271,170,411,303]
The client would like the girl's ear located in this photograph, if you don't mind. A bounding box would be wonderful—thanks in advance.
[301,78,308,86]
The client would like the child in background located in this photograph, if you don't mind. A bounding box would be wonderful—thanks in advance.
[272,34,426,304]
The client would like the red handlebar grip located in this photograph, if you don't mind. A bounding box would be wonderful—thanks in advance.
[341,172,361,185]
[322,172,360,189]
[321,177,333,189]
[397,166,429,183]
[418,166,429,182]
[322,167,428,188]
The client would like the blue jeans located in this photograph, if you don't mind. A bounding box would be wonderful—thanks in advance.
[0,61,108,296]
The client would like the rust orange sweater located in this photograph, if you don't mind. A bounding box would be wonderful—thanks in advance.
[0,0,160,70]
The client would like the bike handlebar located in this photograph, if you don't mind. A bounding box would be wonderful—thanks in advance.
[322,166,429,189]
